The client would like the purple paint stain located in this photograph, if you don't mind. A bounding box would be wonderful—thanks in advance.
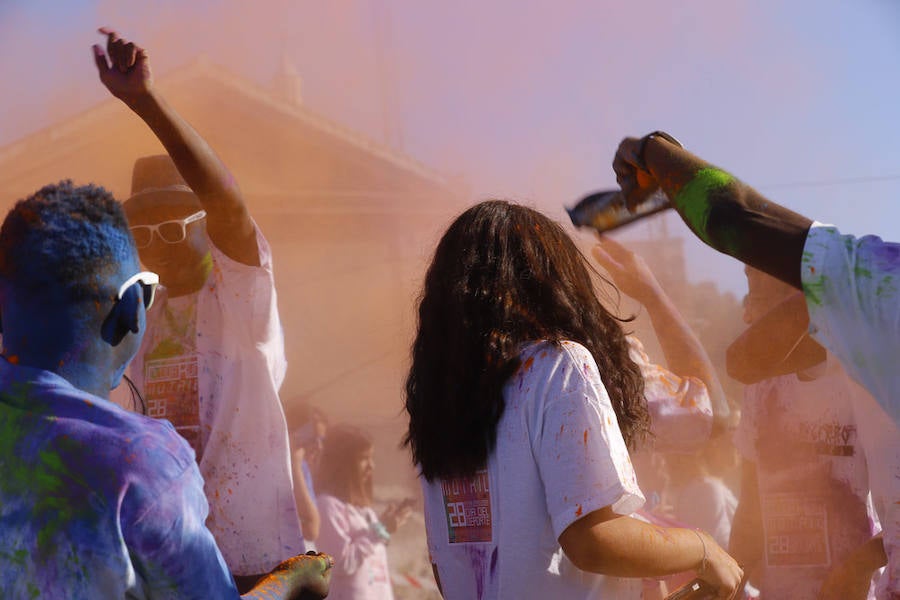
[490,546,498,576]
[465,545,490,600]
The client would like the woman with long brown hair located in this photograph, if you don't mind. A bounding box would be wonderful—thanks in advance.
[404,200,743,599]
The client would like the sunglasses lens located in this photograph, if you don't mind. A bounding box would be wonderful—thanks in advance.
[142,282,158,310]
[157,222,186,243]
[131,227,153,248]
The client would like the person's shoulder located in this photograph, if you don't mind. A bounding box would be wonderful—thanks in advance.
[519,339,592,365]
[512,340,601,398]
[74,399,197,476]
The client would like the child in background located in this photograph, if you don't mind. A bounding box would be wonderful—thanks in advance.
[315,425,412,600]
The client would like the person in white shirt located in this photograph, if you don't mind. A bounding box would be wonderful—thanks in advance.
[94,29,302,590]
[404,200,744,599]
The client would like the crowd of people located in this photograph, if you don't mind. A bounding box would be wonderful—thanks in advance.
[0,27,897,600]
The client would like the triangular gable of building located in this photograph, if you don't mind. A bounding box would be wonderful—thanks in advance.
[0,56,460,214]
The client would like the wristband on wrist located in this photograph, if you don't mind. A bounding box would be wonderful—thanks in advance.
[635,131,684,171]
[370,520,391,545]
[692,529,709,575]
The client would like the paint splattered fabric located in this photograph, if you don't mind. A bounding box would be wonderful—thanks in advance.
[801,223,900,598]
[734,360,880,600]
[129,224,303,576]
[0,357,240,599]
[801,223,900,426]
[627,335,713,452]
[315,494,394,600]
[420,341,644,599]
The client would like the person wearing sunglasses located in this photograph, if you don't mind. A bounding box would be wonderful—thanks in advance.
[94,28,304,591]
[0,180,333,598]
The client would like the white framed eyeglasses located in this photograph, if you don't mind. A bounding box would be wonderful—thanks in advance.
[129,210,207,248]
[117,271,160,310]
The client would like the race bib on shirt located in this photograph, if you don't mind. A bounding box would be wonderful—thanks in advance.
[763,492,830,567]
[441,469,493,543]
[145,354,202,459]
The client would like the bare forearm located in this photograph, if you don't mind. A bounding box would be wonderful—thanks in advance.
[642,137,812,288]
[126,90,242,204]
[293,468,320,541]
[563,513,704,577]
[730,461,763,574]
[124,89,258,263]
[640,284,728,425]
[844,534,887,574]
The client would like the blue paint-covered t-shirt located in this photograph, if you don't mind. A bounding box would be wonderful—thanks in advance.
[0,357,240,599]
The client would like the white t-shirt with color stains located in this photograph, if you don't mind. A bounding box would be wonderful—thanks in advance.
[420,341,645,600]
[734,361,880,600]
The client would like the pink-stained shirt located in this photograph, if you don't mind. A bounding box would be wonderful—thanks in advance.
[316,494,394,600]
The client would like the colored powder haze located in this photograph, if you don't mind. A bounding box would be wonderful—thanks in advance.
[0,1,898,596]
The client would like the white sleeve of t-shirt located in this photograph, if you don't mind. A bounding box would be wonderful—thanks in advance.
[530,341,645,540]
[801,223,900,426]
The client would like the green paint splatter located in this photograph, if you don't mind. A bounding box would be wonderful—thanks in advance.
[876,275,896,298]
[673,168,735,247]
[854,266,872,278]
[803,275,828,306]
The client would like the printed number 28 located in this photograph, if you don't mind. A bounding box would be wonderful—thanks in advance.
[448,502,468,527]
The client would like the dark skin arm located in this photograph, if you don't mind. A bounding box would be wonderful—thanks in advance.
[726,291,827,384]
[93,28,260,267]
[818,534,886,600]
[728,460,764,586]
[613,135,813,289]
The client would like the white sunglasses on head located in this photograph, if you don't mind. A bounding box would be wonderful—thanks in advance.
[117,271,160,310]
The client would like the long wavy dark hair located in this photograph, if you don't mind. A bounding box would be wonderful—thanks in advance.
[404,200,650,482]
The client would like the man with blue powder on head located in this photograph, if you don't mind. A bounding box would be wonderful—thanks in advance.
[92,28,305,592]
[0,181,332,598]
[611,132,900,599]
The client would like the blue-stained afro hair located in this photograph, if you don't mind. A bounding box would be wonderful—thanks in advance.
[0,180,135,303]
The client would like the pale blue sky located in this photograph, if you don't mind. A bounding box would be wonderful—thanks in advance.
[1,0,898,295]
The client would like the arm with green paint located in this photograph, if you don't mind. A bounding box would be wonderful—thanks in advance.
[612,134,813,289]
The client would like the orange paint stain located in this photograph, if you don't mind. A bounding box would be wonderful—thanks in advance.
[583,429,588,445]
[575,504,583,517]
[522,356,534,371]
[6,354,18,365]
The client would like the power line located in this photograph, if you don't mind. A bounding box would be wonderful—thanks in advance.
[757,173,900,191]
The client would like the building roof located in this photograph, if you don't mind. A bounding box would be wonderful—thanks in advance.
[0,56,460,214]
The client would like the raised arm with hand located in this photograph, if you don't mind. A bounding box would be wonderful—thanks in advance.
[613,134,813,288]
[92,28,259,266]
[592,236,730,430]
